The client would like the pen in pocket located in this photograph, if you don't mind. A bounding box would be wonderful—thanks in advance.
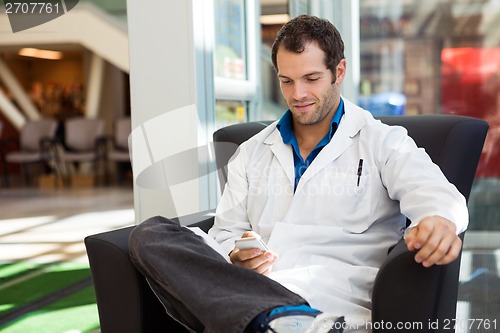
[357,159,363,186]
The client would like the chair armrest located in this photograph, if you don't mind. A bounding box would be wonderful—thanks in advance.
[371,236,462,333]
[85,210,215,332]
[172,209,215,232]
[85,226,180,333]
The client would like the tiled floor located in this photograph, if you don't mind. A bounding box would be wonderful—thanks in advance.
[0,186,499,332]
[0,187,135,264]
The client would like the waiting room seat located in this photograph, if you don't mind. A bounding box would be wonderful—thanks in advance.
[4,118,58,186]
[55,117,106,187]
[85,114,488,333]
[106,116,132,185]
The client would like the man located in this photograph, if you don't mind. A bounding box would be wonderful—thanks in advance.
[129,15,467,333]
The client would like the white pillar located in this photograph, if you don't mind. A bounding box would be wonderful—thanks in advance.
[0,57,40,121]
[126,0,202,223]
[85,53,105,119]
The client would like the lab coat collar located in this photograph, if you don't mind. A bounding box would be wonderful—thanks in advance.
[296,99,366,191]
[263,97,368,192]
[264,129,296,186]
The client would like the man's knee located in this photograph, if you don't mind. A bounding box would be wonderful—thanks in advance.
[129,216,179,256]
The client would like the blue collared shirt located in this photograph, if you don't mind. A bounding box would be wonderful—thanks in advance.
[277,98,344,191]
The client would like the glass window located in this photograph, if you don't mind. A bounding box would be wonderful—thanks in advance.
[215,100,247,129]
[214,0,247,80]
[359,0,500,325]
[260,52,287,121]
[260,16,287,121]
[213,0,260,127]
[358,1,500,187]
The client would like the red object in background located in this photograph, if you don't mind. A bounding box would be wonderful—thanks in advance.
[441,47,500,177]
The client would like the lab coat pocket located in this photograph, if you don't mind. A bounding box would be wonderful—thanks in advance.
[308,172,372,233]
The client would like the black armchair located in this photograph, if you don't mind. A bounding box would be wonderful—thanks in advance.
[85,115,488,333]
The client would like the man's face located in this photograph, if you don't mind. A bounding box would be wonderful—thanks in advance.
[276,42,345,126]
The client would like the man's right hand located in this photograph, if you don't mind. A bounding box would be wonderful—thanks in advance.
[229,231,278,275]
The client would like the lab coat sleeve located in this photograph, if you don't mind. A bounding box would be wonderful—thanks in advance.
[376,125,468,234]
[208,145,253,254]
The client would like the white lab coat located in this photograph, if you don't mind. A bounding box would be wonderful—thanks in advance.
[208,99,468,330]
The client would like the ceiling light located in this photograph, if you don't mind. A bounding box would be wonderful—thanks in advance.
[18,48,63,60]
[260,14,290,25]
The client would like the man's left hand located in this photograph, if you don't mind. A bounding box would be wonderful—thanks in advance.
[404,216,462,267]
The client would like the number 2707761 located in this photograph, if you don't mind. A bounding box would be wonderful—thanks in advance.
[5,2,61,15]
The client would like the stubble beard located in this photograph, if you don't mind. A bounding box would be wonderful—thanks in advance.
[291,93,335,126]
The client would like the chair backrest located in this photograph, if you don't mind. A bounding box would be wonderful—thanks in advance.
[65,117,105,151]
[213,115,489,331]
[20,119,58,151]
[378,115,488,202]
[213,121,272,191]
[213,115,488,200]
[372,115,487,332]
[114,117,131,150]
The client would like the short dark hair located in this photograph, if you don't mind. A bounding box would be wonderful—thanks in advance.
[271,15,345,79]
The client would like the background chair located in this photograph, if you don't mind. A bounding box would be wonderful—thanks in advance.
[4,118,58,187]
[55,117,106,187]
[85,115,488,333]
[105,116,132,185]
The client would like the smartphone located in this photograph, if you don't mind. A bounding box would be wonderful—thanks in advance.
[235,237,269,251]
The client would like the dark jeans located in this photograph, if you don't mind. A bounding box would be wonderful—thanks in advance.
[128,216,307,333]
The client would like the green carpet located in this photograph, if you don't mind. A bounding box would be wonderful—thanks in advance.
[0,262,100,333]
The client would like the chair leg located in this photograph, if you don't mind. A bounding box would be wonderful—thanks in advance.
[104,160,111,186]
[51,145,71,188]
[92,161,99,187]
[94,158,110,187]
[48,159,70,188]
[1,156,8,188]
[21,163,33,187]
